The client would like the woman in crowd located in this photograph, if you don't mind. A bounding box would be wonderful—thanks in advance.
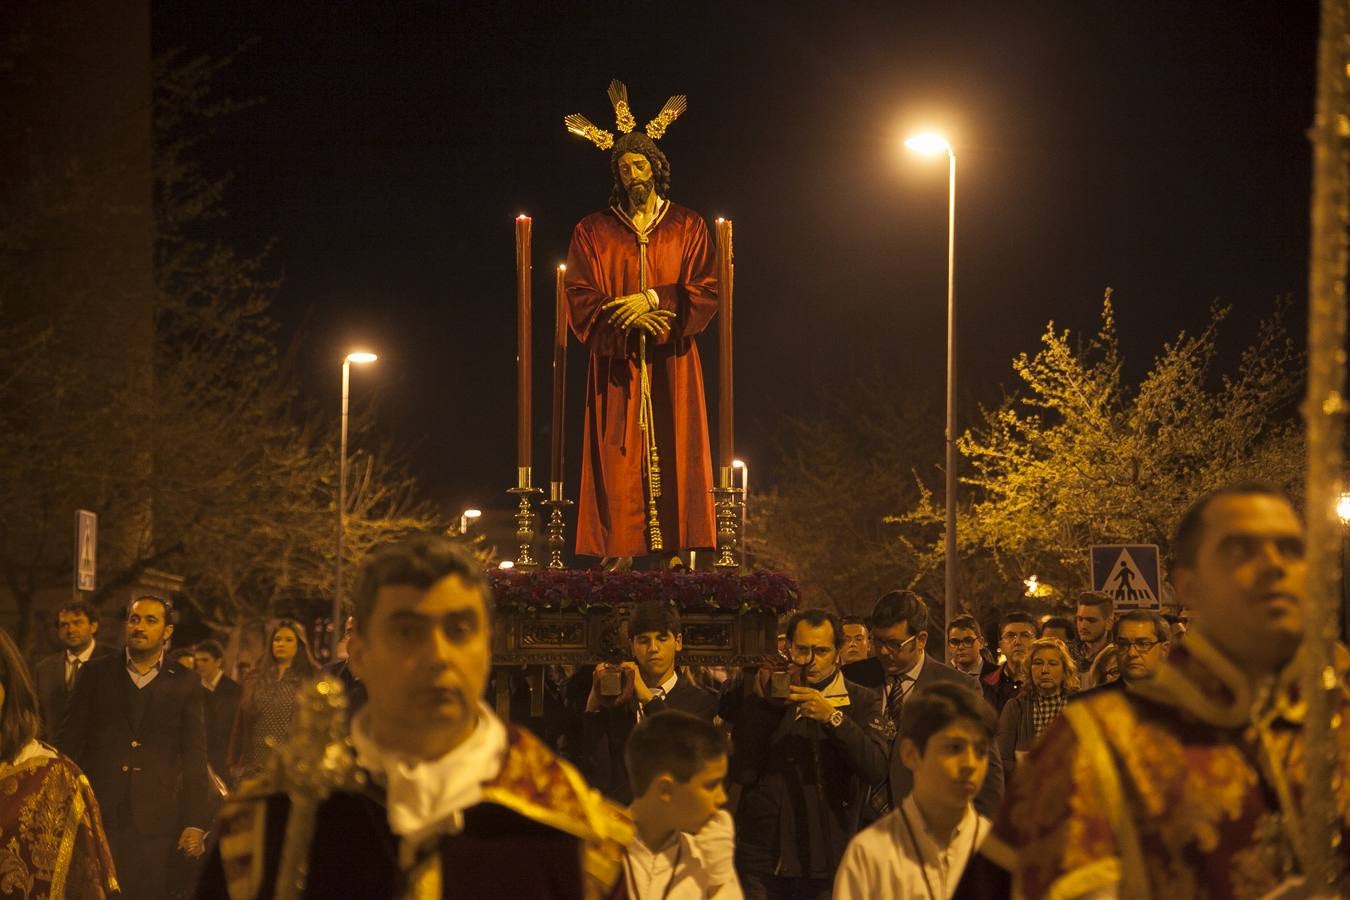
[230,618,318,780]
[996,636,1079,782]
[1085,645,1122,689]
[0,629,116,897]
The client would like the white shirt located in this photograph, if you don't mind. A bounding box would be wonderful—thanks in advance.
[623,812,744,900]
[637,670,680,721]
[350,701,508,846]
[833,794,987,900]
[125,648,165,689]
[65,642,96,686]
[203,670,223,692]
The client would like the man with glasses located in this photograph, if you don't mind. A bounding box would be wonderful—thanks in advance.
[945,614,994,680]
[721,608,887,899]
[1073,610,1172,703]
[843,592,1003,821]
[980,611,1037,713]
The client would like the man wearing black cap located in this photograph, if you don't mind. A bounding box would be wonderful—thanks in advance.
[580,599,718,803]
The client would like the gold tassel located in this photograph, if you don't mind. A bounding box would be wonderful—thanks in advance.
[638,332,664,552]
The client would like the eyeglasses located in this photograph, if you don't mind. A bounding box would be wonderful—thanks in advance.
[874,634,919,656]
[1001,631,1036,644]
[947,637,978,648]
[1115,638,1160,653]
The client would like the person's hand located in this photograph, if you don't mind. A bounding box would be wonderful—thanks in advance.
[178,826,207,858]
[619,661,655,703]
[585,662,634,711]
[788,685,836,723]
[628,309,676,339]
[603,293,656,329]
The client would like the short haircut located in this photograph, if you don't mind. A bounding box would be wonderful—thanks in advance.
[870,590,929,635]
[128,595,174,622]
[786,608,842,649]
[625,710,728,797]
[999,610,1037,637]
[195,639,225,661]
[55,600,98,626]
[1170,482,1293,569]
[898,681,996,755]
[1039,616,1074,638]
[173,648,195,660]
[629,600,681,638]
[947,614,982,637]
[0,629,40,762]
[841,615,867,628]
[1113,610,1171,644]
[352,534,489,634]
[1076,592,1114,616]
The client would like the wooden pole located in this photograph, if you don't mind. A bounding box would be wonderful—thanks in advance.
[1301,0,1350,889]
[715,218,734,470]
[515,215,533,475]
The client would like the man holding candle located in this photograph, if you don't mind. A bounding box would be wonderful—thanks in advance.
[564,82,718,567]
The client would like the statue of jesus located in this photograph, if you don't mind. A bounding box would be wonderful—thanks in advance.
[563,82,717,568]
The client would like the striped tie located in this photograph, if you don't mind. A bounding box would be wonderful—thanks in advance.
[886,675,908,722]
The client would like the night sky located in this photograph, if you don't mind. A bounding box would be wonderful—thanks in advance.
[153,1,1319,517]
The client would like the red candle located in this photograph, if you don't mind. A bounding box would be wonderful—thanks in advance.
[550,264,568,487]
[715,218,734,470]
[515,215,532,471]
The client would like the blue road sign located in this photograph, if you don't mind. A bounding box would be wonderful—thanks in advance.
[1089,544,1161,610]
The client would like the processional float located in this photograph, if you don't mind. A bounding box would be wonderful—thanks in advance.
[489,81,795,718]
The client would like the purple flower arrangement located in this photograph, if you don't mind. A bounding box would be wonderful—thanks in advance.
[488,569,798,615]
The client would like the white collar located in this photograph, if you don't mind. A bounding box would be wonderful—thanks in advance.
[205,670,223,692]
[350,702,509,845]
[67,642,96,665]
[902,652,927,683]
[900,792,979,857]
[652,669,678,697]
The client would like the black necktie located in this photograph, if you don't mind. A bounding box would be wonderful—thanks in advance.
[67,657,81,690]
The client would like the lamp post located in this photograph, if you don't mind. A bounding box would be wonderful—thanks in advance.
[904,131,958,633]
[335,351,377,658]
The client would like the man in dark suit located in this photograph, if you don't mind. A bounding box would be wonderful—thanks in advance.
[33,600,116,748]
[192,639,242,782]
[721,608,889,898]
[577,600,718,803]
[843,590,1004,819]
[62,595,212,900]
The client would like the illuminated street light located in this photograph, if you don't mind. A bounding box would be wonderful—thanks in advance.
[461,508,482,534]
[905,130,958,633]
[335,350,378,658]
[1024,575,1039,597]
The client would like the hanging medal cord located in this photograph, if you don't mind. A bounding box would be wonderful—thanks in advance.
[627,206,668,553]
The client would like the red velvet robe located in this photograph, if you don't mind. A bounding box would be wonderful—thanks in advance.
[565,200,717,558]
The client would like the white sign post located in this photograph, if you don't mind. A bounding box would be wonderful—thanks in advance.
[75,509,97,593]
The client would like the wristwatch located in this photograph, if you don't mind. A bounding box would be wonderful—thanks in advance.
[828,709,845,729]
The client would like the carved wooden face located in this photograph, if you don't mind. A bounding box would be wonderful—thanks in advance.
[617,151,655,206]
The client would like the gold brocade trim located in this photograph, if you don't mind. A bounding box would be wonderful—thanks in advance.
[1042,857,1122,900]
[50,775,84,899]
[1130,632,1253,729]
[1062,704,1150,900]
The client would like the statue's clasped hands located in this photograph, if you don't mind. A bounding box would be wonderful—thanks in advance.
[603,293,675,339]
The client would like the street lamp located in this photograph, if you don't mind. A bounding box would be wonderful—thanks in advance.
[904,130,958,633]
[460,508,482,535]
[335,350,377,658]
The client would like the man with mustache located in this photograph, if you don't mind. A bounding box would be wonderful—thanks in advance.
[957,483,1350,898]
[196,534,631,899]
[564,83,718,568]
[62,596,212,899]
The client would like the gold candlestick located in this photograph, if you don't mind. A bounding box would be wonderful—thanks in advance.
[541,481,573,570]
[712,465,744,570]
[508,466,543,570]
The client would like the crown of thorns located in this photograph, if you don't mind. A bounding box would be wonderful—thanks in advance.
[563,80,687,150]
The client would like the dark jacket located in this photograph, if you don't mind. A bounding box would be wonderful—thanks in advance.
[579,674,718,803]
[202,674,242,779]
[721,674,888,879]
[61,652,213,836]
[981,663,1025,713]
[33,641,117,747]
[996,689,1073,784]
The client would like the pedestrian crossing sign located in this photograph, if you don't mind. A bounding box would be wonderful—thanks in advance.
[1089,544,1162,610]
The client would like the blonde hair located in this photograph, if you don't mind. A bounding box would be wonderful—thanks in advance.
[1027,637,1080,693]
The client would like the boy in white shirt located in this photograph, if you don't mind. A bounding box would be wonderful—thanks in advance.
[833,682,996,900]
[624,710,744,899]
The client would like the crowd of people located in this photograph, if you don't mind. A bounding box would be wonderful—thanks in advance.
[0,480,1340,898]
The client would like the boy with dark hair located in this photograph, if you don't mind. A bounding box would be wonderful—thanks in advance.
[623,711,742,898]
[582,600,719,803]
[834,682,995,899]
